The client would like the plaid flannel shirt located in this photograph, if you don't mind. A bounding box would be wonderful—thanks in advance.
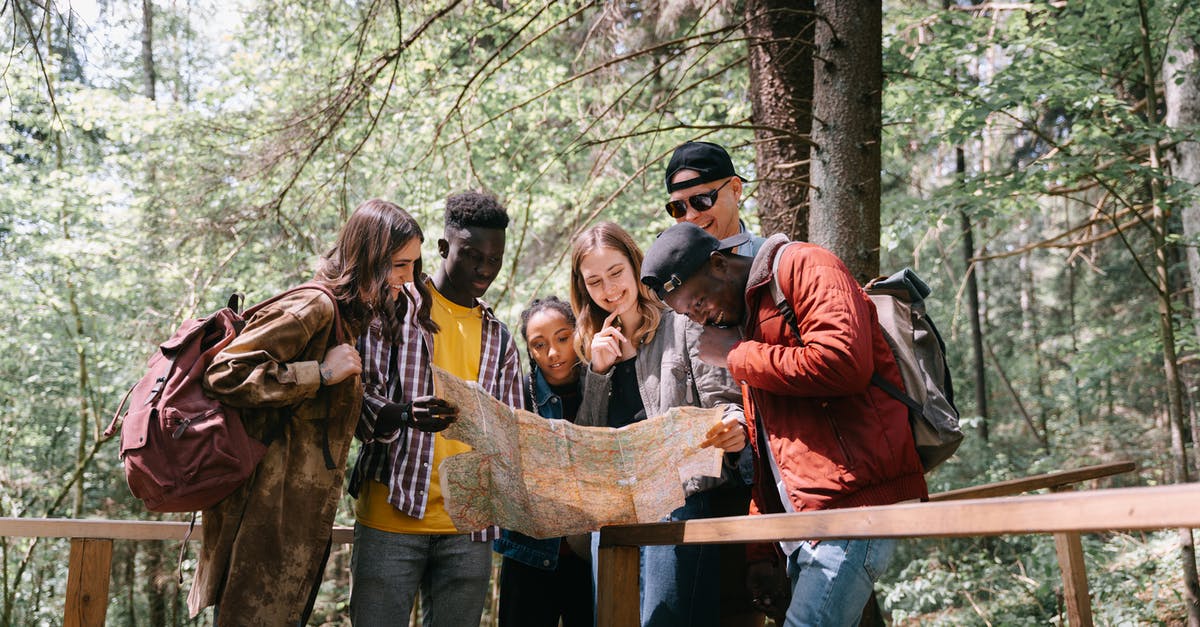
[350,281,525,542]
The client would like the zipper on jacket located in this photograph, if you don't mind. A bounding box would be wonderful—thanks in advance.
[821,402,857,468]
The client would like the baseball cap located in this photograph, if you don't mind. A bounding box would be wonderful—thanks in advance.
[664,141,744,194]
[641,223,749,299]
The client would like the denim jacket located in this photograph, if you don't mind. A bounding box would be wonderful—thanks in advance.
[492,367,582,570]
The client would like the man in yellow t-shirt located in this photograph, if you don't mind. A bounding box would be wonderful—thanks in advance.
[350,191,525,627]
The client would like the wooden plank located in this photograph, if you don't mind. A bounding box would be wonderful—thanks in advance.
[64,538,113,627]
[600,482,1200,547]
[0,518,354,544]
[596,544,640,627]
[929,461,1135,502]
[1051,485,1094,627]
[1054,531,1093,626]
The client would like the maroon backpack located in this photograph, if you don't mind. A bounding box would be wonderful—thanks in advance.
[104,283,342,513]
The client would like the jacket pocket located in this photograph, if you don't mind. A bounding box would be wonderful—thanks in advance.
[820,402,857,469]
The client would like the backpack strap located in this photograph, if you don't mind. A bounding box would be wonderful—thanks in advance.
[768,245,922,411]
[870,371,922,414]
[767,243,802,342]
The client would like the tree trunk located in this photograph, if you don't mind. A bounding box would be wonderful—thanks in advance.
[1139,1,1200,621]
[145,541,167,626]
[141,0,156,100]
[1019,242,1049,443]
[1166,11,1200,475]
[958,147,990,441]
[123,542,138,627]
[745,0,813,241]
[808,0,881,282]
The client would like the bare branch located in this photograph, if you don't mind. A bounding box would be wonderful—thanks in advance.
[12,0,59,125]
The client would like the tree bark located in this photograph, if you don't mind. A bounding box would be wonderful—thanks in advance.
[1139,1,1200,621]
[144,541,167,626]
[141,0,156,100]
[1166,11,1200,475]
[745,0,813,241]
[958,148,990,441]
[1064,201,1083,426]
[123,542,137,627]
[808,0,882,282]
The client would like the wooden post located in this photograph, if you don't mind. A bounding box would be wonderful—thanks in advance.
[596,544,640,627]
[1051,485,1094,627]
[65,538,113,627]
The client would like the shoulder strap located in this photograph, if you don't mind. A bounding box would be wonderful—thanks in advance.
[770,248,920,413]
[767,243,802,342]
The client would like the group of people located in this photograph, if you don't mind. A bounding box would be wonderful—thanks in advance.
[184,140,929,627]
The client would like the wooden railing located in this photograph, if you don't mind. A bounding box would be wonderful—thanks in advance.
[597,461,1167,627]
[0,519,354,626]
[0,461,1151,626]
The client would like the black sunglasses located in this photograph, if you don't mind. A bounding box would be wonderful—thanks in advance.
[664,178,733,219]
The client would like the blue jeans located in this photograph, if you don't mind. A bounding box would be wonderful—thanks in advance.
[783,538,897,627]
[590,490,733,627]
[641,490,720,627]
[350,523,493,627]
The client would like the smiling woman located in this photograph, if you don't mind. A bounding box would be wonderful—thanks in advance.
[567,221,752,627]
[568,222,663,368]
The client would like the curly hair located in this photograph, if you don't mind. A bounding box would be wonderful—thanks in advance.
[518,295,580,389]
[519,295,576,343]
[444,190,510,231]
[569,222,663,362]
[314,199,436,341]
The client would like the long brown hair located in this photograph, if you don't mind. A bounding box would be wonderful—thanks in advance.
[569,222,663,361]
[314,199,436,340]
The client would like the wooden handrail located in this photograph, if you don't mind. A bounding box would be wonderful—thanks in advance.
[597,481,1192,627]
[0,461,1146,627]
[597,482,1200,547]
[0,518,355,544]
[928,460,1135,502]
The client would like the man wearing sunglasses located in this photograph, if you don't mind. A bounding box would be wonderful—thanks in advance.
[665,141,766,259]
[665,140,764,625]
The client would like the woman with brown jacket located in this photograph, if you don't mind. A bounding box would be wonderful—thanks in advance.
[186,199,434,625]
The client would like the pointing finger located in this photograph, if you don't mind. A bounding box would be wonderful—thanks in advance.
[602,309,620,330]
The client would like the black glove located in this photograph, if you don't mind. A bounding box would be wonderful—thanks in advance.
[408,395,458,433]
[374,401,413,437]
[375,396,458,434]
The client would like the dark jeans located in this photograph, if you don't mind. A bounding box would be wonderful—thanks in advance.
[498,550,594,627]
[349,523,492,627]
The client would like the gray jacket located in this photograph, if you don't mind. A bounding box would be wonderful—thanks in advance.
[578,310,749,495]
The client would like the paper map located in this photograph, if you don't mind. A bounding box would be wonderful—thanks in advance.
[434,366,724,538]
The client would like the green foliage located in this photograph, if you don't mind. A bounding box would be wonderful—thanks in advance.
[1,0,754,621]
[3,0,1200,622]
[882,530,1189,625]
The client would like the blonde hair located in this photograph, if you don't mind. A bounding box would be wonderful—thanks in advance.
[569,222,663,361]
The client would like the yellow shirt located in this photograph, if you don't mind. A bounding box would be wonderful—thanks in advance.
[355,285,482,534]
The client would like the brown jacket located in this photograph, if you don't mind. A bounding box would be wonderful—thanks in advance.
[187,288,361,625]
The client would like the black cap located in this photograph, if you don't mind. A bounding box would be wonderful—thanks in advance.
[641,223,749,299]
[664,141,743,193]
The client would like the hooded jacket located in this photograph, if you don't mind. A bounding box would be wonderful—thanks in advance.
[728,235,927,516]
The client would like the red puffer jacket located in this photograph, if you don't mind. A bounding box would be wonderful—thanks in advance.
[727,236,927,515]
